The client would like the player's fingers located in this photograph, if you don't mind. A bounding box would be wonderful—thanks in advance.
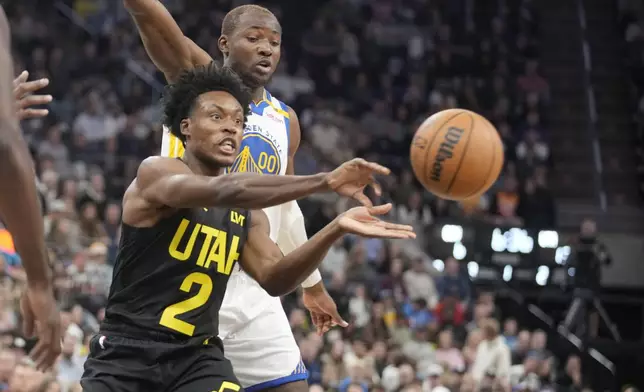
[17,108,49,120]
[13,71,28,88]
[351,191,373,208]
[327,307,349,328]
[360,160,390,176]
[18,94,53,108]
[15,78,49,98]
[367,203,392,216]
[372,229,416,239]
[381,221,415,232]
[367,176,382,196]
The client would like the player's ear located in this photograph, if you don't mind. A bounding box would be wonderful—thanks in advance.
[180,119,191,139]
[218,36,229,56]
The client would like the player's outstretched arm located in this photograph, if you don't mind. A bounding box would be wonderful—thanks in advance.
[0,8,51,290]
[135,156,391,211]
[0,7,60,371]
[123,0,212,82]
[241,205,415,297]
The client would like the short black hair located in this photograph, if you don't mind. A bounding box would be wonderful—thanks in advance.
[221,5,276,36]
[161,63,251,145]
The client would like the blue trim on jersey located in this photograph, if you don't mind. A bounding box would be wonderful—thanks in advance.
[245,359,308,392]
[278,99,291,145]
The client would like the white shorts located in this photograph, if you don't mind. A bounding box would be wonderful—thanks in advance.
[219,267,307,390]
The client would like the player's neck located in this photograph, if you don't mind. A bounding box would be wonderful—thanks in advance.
[250,87,265,104]
[182,152,225,177]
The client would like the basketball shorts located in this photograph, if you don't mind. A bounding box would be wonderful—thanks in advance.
[219,268,308,391]
[81,333,242,392]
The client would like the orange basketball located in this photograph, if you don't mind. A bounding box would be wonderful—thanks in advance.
[410,109,504,200]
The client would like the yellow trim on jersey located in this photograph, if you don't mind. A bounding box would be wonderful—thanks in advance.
[168,133,185,158]
[254,90,290,119]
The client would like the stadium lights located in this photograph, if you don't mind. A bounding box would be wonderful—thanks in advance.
[537,230,559,248]
[432,259,444,272]
[490,228,534,254]
[453,242,467,260]
[555,246,571,265]
[535,265,550,286]
[503,265,513,282]
[467,261,479,278]
[441,224,463,243]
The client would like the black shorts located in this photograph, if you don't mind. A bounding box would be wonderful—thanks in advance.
[81,333,242,392]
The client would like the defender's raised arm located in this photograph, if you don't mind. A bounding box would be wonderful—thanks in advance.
[123,0,211,81]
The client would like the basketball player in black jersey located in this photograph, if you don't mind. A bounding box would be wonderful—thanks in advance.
[0,7,60,371]
[81,63,414,391]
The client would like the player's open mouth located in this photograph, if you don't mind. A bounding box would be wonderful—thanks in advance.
[219,139,236,155]
[255,60,272,74]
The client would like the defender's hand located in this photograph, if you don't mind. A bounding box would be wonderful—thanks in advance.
[302,283,348,335]
[326,158,390,207]
[13,71,52,120]
[337,204,416,239]
[20,285,61,371]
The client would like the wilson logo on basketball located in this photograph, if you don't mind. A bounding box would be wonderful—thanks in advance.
[430,126,465,182]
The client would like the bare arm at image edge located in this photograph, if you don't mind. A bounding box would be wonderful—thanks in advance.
[0,8,51,288]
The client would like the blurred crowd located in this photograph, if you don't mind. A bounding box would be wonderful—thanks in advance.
[0,0,587,391]
[619,0,644,200]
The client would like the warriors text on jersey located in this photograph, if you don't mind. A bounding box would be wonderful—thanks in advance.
[101,205,250,344]
[161,89,290,241]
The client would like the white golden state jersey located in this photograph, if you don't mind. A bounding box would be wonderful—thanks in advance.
[160,89,290,242]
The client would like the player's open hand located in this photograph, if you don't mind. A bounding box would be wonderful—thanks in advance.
[302,283,348,335]
[20,285,61,371]
[326,158,390,207]
[13,71,52,120]
[337,204,416,239]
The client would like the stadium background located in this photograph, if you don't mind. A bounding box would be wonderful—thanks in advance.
[1,0,643,391]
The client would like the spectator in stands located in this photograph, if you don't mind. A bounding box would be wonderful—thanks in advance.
[472,318,512,383]
[436,257,471,304]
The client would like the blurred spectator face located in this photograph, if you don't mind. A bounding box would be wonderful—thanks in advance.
[526,112,540,128]
[372,341,387,360]
[525,60,538,76]
[220,10,282,88]
[503,318,517,336]
[580,219,597,238]
[523,355,539,373]
[482,318,500,340]
[526,92,540,108]
[408,192,421,209]
[444,257,459,276]
[41,170,59,192]
[90,174,105,192]
[517,330,531,351]
[437,330,453,349]
[466,329,483,348]
[0,349,16,383]
[330,339,344,359]
[105,203,121,224]
[81,203,98,221]
[390,258,404,277]
[566,355,581,374]
[398,363,415,386]
[72,251,87,271]
[355,284,366,298]
[473,304,490,323]
[524,178,536,195]
[411,259,424,273]
[530,330,546,350]
[289,308,306,328]
[62,179,78,199]
[352,339,368,357]
[503,176,518,192]
[460,373,476,392]
[61,335,76,357]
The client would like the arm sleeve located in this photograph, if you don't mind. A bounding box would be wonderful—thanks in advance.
[275,200,322,288]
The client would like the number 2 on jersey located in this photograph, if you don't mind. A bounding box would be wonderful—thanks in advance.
[159,272,213,336]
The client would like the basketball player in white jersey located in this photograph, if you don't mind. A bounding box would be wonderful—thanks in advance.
[124,1,347,390]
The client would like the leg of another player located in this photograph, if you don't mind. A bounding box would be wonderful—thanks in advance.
[256,380,308,392]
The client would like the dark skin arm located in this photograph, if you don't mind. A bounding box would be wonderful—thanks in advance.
[0,7,60,371]
[241,205,415,297]
[0,8,50,289]
[125,155,389,226]
[123,0,211,82]
[241,210,342,296]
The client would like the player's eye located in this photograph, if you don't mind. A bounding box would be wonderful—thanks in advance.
[271,41,280,47]
[211,113,221,120]
[247,37,259,43]
[235,118,243,125]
